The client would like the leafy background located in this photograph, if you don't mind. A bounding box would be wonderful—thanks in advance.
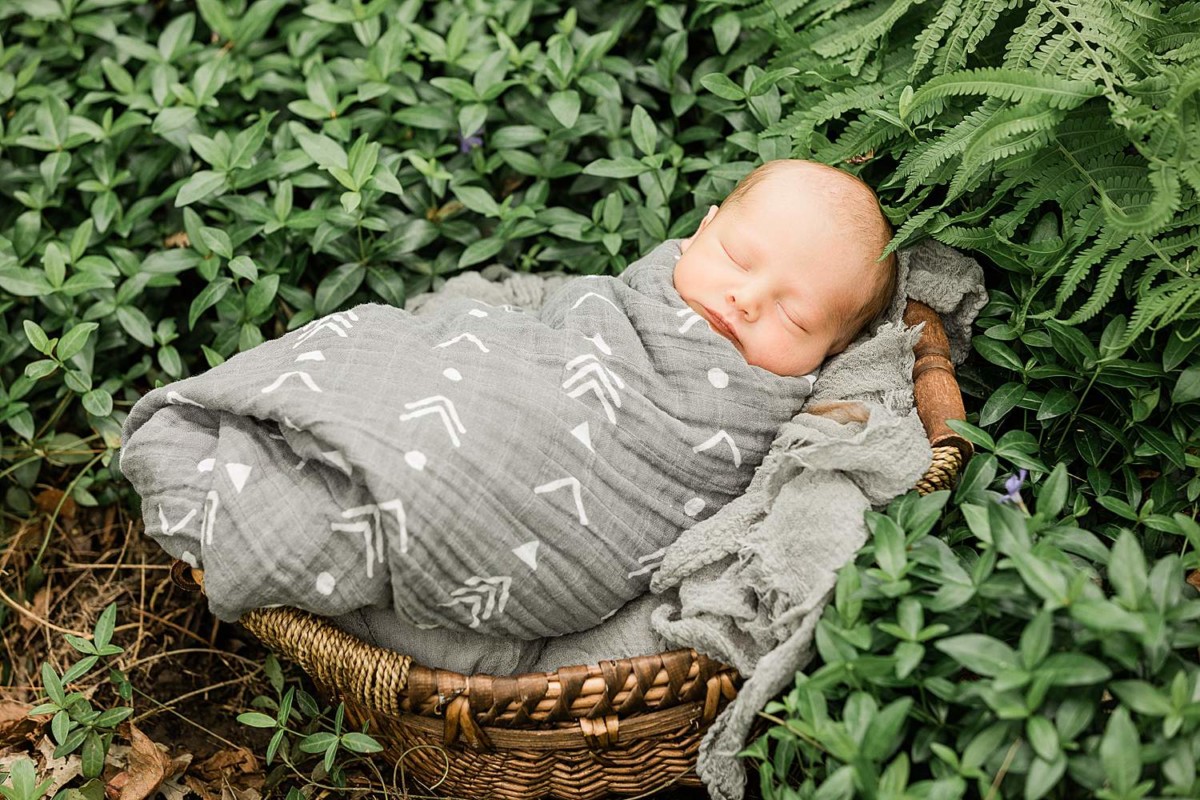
[1,0,1198,797]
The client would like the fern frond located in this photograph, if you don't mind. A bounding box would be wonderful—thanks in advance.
[1122,275,1200,346]
[937,0,1007,74]
[892,100,1002,195]
[910,0,964,78]
[811,0,918,75]
[811,113,907,162]
[948,104,1066,202]
[1101,163,1182,235]
[1054,215,1129,309]
[1002,3,1056,68]
[1062,237,1151,323]
[931,224,999,249]
[770,80,901,139]
[905,67,1103,124]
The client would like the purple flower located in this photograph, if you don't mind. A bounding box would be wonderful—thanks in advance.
[1001,469,1028,504]
[458,128,484,153]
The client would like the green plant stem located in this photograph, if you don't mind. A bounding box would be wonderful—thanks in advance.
[33,451,104,570]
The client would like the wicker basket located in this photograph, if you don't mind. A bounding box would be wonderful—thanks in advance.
[168,299,972,799]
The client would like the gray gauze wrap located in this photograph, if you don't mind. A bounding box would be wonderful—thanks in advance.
[118,240,814,637]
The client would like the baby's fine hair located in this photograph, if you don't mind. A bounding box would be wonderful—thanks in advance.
[724,159,898,350]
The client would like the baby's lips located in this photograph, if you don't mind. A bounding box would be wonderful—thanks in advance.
[701,304,741,347]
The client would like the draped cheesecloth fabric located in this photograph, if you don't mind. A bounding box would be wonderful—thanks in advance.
[118,240,815,639]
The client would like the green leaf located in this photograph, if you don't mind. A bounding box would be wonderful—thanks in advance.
[629,105,657,156]
[934,634,1019,676]
[1099,707,1141,793]
[237,712,277,728]
[1109,530,1148,609]
[42,662,66,705]
[713,12,741,54]
[315,263,365,316]
[1171,365,1200,404]
[583,157,649,179]
[199,228,233,260]
[1037,463,1068,518]
[188,278,234,331]
[176,170,227,207]
[294,127,349,171]
[548,90,581,128]
[340,732,383,753]
[978,381,1025,426]
[82,389,113,417]
[1036,388,1076,420]
[699,73,745,101]
[23,320,51,355]
[973,337,1024,372]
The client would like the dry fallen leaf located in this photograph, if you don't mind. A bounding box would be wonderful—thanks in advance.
[107,723,172,800]
[196,747,258,780]
[16,587,50,634]
[35,734,83,797]
[163,231,190,248]
[34,488,77,520]
[1188,570,1200,591]
[0,700,48,747]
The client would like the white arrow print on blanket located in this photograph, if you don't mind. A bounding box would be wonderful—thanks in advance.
[261,371,322,394]
[158,506,196,536]
[692,429,742,467]
[435,332,489,353]
[293,310,359,348]
[330,499,407,578]
[442,575,512,629]
[199,490,219,545]
[399,396,466,447]
[534,476,589,526]
[570,292,622,313]
[562,354,624,424]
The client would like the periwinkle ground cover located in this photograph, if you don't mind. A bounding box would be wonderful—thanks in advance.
[0,0,1198,797]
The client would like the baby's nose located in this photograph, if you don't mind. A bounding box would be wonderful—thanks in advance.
[728,290,759,321]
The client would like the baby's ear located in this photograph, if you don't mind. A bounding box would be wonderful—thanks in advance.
[680,205,719,253]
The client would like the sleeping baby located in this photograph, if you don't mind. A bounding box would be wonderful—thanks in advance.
[119,158,897,640]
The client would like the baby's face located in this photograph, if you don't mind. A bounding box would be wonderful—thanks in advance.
[672,179,872,377]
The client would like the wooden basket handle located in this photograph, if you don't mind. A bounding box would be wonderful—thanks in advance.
[904,299,973,462]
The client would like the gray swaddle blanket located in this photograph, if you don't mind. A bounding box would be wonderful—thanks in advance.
[118,240,815,639]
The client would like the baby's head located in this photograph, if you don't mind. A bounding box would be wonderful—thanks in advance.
[673,159,897,377]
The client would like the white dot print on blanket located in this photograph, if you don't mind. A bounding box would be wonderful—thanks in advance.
[707,368,729,389]
[442,367,462,381]
[468,308,488,318]
[197,458,215,473]
[315,571,336,595]
[683,497,706,517]
[404,450,427,470]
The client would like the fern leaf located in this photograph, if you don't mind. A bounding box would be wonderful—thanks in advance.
[1002,3,1056,68]
[905,68,1103,124]
[1122,276,1200,346]
[937,0,1007,74]
[910,0,964,78]
[1054,216,1129,309]
[948,105,1066,202]
[1101,163,1182,235]
[1062,237,1151,324]
[892,100,1003,195]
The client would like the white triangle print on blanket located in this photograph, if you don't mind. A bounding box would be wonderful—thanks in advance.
[197,458,215,472]
[512,540,540,570]
[570,422,593,451]
[225,463,252,493]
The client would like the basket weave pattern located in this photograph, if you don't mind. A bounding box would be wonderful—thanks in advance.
[173,300,970,798]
